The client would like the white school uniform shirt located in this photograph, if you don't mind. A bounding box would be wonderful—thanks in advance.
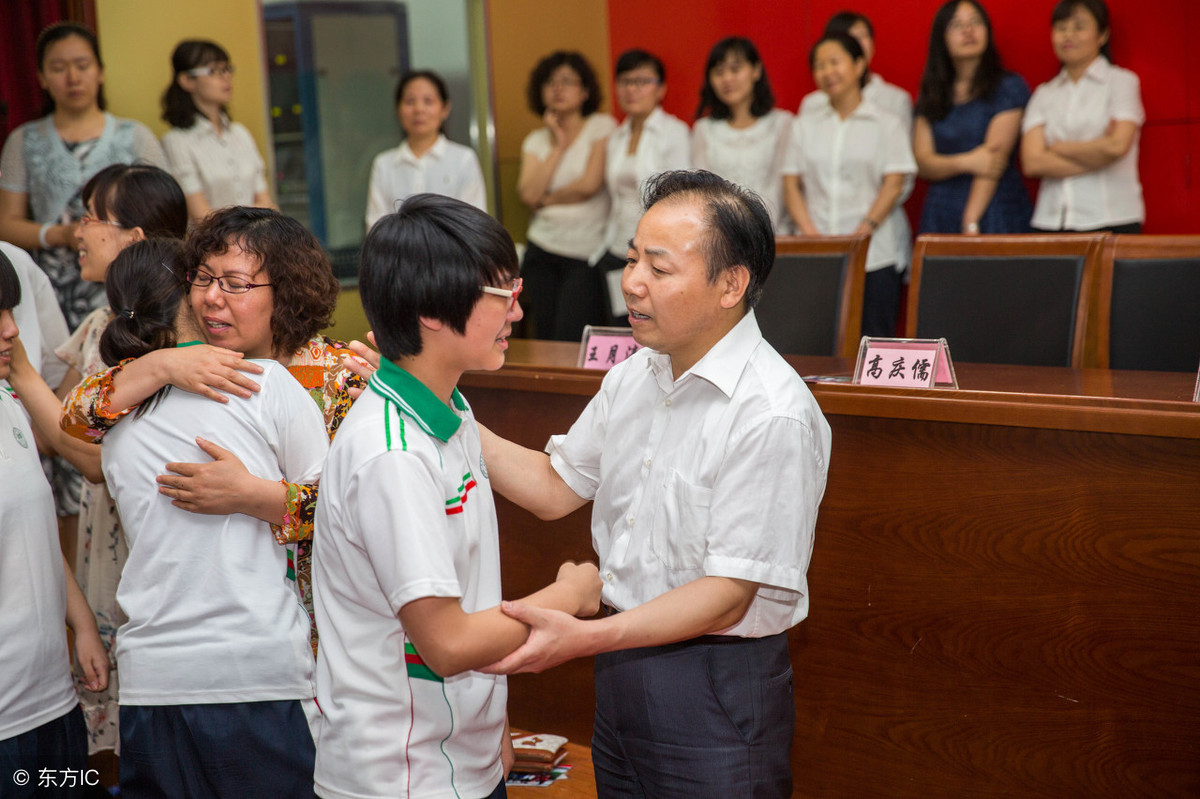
[691,108,794,232]
[104,360,327,705]
[523,113,618,260]
[784,99,917,272]
[0,391,78,741]
[799,72,913,136]
[547,311,832,637]
[313,359,505,799]
[161,115,269,210]
[365,134,487,228]
[1024,56,1145,230]
[596,106,691,260]
[3,241,69,401]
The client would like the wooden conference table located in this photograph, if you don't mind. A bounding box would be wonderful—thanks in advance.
[462,340,1200,799]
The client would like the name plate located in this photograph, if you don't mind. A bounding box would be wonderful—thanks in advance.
[578,326,641,371]
[852,337,958,389]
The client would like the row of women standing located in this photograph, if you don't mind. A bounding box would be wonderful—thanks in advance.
[513,0,1143,341]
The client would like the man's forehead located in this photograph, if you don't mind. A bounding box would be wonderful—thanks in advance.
[630,198,707,251]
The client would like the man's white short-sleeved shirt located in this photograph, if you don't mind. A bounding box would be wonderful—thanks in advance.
[314,360,505,799]
[548,311,832,637]
[1024,56,1145,230]
[0,391,77,740]
[103,360,327,705]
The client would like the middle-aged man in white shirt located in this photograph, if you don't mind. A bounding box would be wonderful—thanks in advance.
[479,169,832,798]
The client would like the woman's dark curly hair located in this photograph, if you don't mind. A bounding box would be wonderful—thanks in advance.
[695,37,776,121]
[162,39,232,129]
[186,207,339,358]
[526,51,602,117]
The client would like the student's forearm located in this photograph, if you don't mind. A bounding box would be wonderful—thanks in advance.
[478,423,586,520]
[9,362,103,480]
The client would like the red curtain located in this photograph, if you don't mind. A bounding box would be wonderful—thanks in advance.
[0,0,96,138]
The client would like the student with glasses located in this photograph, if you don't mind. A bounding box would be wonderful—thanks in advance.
[62,206,362,661]
[161,39,276,223]
[593,49,690,325]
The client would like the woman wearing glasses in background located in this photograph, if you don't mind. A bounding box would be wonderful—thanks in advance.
[61,206,362,660]
[161,40,275,223]
[518,51,616,342]
[593,49,689,325]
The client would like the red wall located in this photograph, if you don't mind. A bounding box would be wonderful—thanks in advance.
[607,0,1199,233]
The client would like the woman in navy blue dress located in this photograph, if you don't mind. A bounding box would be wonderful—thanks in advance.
[913,0,1032,234]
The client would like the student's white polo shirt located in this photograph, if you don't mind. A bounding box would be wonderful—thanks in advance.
[314,357,505,799]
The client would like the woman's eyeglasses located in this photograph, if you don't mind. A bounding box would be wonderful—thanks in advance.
[185,64,236,78]
[186,267,271,294]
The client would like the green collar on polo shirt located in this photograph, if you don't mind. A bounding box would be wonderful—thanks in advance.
[368,356,466,443]
[175,340,204,347]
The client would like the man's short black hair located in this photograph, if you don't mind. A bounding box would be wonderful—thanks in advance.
[641,170,774,310]
[360,194,519,361]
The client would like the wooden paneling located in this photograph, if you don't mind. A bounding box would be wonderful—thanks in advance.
[464,342,1200,797]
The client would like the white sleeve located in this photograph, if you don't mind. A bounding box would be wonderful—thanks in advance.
[660,119,692,171]
[132,123,169,170]
[0,126,28,193]
[881,115,918,176]
[1109,69,1145,125]
[460,150,488,213]
[350,452,463,613]
[161,130,204,196]
[782,116,805,176]
[265,369,329,485]
[365,152,392,229]
[690,122,710,170]
[1022,84,1051,133]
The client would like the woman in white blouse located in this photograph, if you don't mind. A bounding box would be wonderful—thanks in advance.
[692,37,792,231]
[594,49,690,324]
[365,70,487,229]
[783,33,916,338]
[160,40,274,223]
[1020,0,1144,232]
[518,51,616,341]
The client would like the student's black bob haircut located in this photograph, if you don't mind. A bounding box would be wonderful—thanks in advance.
[641,169,774,311]
[526,51,602,117]
[0,250,21,312]
[360,194,519,361]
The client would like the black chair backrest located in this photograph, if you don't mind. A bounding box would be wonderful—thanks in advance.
[1109,256,1200,372]
[757,236,867,358]
[908,235,1103,368]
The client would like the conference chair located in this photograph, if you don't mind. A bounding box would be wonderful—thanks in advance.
[757,235,868,358]
[1085,235,1200,372]
[906,234,1105,367]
